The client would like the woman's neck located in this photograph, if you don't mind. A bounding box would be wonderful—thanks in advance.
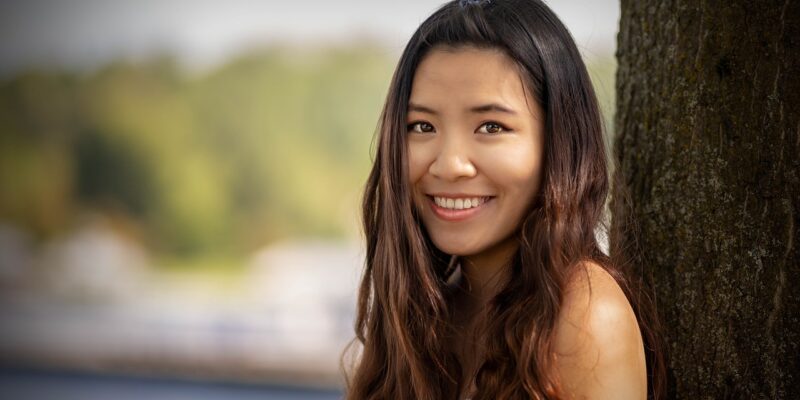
[459,237,518,309]
[450,238,518,400]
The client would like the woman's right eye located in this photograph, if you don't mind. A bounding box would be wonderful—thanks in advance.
[407,121,435,133]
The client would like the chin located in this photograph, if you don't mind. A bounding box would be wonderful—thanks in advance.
[429,234,486,257]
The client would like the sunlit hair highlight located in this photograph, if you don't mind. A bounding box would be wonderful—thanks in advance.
[343,0,665,399]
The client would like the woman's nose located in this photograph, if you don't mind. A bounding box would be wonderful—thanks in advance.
[427,135,477,181]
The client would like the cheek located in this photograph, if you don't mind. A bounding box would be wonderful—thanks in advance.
[478,138,544,194]
[406,141,431,213]
[406,140,432,184]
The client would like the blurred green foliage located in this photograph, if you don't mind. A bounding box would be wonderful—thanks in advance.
[0,45,615,260]
[0,45,394,256]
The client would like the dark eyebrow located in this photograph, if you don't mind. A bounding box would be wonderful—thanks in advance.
[408,102,518,115]
[470,103,518,115]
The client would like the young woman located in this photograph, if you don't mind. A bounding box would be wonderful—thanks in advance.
[345,0,665,398]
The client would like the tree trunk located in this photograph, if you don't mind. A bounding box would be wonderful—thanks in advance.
[613,0,799,398]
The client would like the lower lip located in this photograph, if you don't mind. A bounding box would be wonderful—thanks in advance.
[428,196,493,222]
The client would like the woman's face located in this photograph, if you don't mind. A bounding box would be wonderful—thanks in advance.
[406,46,545,260]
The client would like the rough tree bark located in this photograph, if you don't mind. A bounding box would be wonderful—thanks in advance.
[612,0,799,398]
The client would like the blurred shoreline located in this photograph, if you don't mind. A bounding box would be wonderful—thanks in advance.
[0,219,362,390]
[0,365,342,399]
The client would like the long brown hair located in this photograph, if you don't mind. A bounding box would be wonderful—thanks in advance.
[343,0,665,398]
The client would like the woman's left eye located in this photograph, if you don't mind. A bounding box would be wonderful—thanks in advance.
[477,122,508,134]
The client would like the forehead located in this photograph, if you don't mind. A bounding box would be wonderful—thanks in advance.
[409,46,535,114]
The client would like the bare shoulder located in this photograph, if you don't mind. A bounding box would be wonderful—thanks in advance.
[553,261,647,399]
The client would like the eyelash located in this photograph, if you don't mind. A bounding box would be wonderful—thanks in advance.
[406,121,510,134]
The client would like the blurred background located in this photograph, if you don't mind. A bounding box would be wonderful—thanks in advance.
[0,0,618,398]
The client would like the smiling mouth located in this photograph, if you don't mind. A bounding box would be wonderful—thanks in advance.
[426,195,495,221]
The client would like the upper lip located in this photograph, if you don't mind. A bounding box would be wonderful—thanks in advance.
[427,192,495,198]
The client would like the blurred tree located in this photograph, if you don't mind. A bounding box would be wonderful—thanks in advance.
[73,128,156,218]
[0,46,394,258]
[612,1,799,398]
[0,72,76,238]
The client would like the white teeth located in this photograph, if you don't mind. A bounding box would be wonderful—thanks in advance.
[433,196,488,210]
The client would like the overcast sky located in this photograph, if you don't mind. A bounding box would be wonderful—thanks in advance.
[0,0,619,74]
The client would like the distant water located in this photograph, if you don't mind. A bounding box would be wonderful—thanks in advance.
[0,368,342,400]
